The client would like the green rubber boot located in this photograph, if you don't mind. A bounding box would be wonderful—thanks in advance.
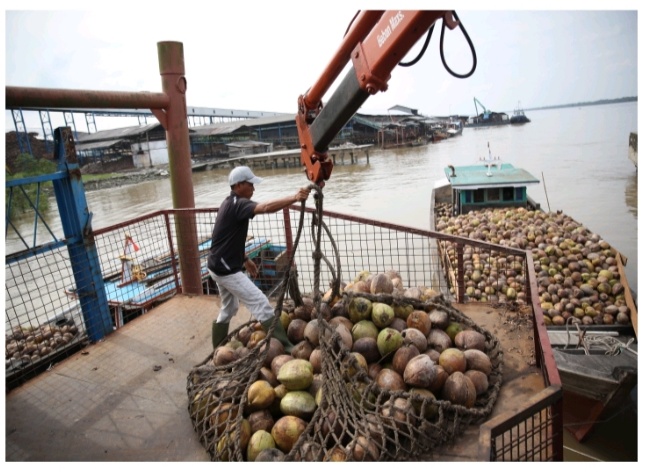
[212,321,230,349]
[262,318,294,354]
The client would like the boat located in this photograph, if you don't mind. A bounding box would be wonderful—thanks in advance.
[445,120,464,137]
[547,322,637,442]
[464,97,510,128]
[510,102,530,124]
[64,234,287,327]
[430,147,638,442]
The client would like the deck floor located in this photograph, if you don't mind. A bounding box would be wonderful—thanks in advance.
[5,295,546,461]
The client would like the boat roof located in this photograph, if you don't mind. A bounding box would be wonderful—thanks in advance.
[444,162,540,189]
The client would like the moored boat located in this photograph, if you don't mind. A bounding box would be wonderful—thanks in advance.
[510,102,531,124]
[430,148,638,441]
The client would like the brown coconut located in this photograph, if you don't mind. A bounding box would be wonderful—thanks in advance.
[403,354,437,389]
[454,330,487,352]
[442,371,476,407]
[463,349,492,375]
[287,319,307,344]
[347,435,380,461]
[352,337,381,364]
[428,309,449,329]
[309,348,322,374]
[402,328,428,353]
[262,338,285,368]
[376,368,406,391]
[247,380,276,411]
[370,273,394,295]
[248,409,275,433]
[271,415,308,453]
[303,319,320,347]
[429,364,448,393]
[330,316,353,332]
[291,340,314,361]
[407,310,432,336]
[464,369,489,395]
[212,345,238,366]
[258,366,278,387]
[427,328,452,352]
[392,344,420,376]
[271,354,294,378]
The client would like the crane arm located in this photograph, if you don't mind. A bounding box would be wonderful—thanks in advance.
[297,10,458,186]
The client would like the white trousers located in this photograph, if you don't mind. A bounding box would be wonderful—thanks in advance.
[209,270,274,323]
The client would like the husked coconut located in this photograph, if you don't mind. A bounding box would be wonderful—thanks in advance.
[427,329,452,352]
[392,344,419,376]
[464,369,489,395]
[454,330,487,351]
[402,328,428,353]
[370,273,394,295]
[376,368,406,391]
[403,354,437,389]
[442,371,476,407]
[463,349,492,375]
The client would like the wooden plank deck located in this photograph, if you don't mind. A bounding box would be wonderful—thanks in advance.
[5,296,543,461]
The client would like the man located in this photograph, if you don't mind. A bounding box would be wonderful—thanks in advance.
[207,165,310,352]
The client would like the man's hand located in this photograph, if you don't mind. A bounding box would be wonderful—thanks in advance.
[295,187,310,202]
[244,258,258,278]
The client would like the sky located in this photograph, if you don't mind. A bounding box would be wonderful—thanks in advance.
[2,0,641,136]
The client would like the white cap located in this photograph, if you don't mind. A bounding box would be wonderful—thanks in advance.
[228,166,263,186]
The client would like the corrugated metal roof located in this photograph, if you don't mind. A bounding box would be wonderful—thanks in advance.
[190,123,251,136]
[226,140,271,149]
[76,123,163,143]
[76,139,125,151]
[444,163,540,189]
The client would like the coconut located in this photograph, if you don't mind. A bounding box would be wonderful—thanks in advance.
[392,344,419,376]
[407,310,432,336]
[347,435,380,461]
[280,391,317,419]
[402,328,428,353]
[248,409,275,433]
[247,430,276,461]
[352,319,379,341]
[247,380,276,411]
[237,325,254,346]
[335,323,354,351]
[389,317,408,332]
[342,352,368,380]
[271,354,294,377]
[376,368,406,391]
[324,446,348,461]
[297,441,325,461]
[438,347,466,374]
[277,359,314,391]
[287,319,307,344]
[381,397,416,430]
[212,345,237,366]
[409,387,439,420]
[371,303,395,328]
[370,273,394,295]
[303,319,320,347]
[403,354,437,389]
[329,315,352,332]
[254,447,285,462]
[427,329,452,352]
[393,302,414,320]
[444,322,463,343]
[262,338,285,368]
[463,349,492,375]
[271,415,308,453]
[464,369,489,395]
[349,297,373,323]
[428,309,449,329]
[352,337,381,364]
[309,348,322,374]
[454,330,486,352]
[291,340,314,360]
[442,371,476,407]
[429,364,448,393]
[376,327,403,358]
[367,362,382,379]
[247,329,267,349]
[209,402,240,436]
[257,367,278,388]
[331,300,348,318]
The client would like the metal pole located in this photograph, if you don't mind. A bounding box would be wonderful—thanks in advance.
[157,41,202,295]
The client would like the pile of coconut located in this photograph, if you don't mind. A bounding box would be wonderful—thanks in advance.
[188,269,502,461]
[434,204,632,326]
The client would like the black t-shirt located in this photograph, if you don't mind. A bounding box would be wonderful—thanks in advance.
[207,191,257,275]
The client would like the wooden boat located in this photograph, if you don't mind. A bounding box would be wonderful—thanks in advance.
[65,235,287,327]
[547,323,637,441]
[430,150,638,442]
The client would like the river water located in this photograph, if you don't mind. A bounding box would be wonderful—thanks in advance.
[75,101,639,295]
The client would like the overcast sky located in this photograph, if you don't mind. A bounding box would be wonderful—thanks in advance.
[3,1,641,135]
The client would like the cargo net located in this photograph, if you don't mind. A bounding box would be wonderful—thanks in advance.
[186,187,504,461]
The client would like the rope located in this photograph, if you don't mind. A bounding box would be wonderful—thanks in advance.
[563,317,637,357]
